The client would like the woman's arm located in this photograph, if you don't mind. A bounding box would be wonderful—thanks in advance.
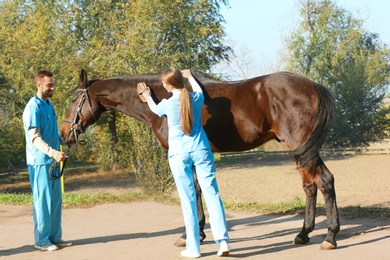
[137,82,158,114]
[182,69,202,93]
[145,96,158,114]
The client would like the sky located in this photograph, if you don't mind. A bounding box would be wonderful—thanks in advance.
[216,0,390,79]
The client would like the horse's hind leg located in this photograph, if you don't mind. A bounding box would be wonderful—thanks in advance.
[174,172,206,247]
[194,176,206,241]
[294,157,339,249]
[294,163,318,245]
[315,157,340,249]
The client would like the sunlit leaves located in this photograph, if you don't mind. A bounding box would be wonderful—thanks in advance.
[284,0,390,147]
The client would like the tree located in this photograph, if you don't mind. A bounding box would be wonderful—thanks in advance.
[62,0,230,173]
[283,0,390,147]
[0,1,231,193]
[214,43,257,80]
[0,1,80,167]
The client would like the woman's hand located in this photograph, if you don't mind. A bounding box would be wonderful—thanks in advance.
[137,82,151,102]
[181,69,192,79]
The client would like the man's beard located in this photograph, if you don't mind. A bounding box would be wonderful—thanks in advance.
[43,91,53,98]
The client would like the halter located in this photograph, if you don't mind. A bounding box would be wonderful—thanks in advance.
[63,88,97,144]
[50,88,95,180]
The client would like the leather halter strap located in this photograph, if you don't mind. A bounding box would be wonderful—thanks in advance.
[64,88,97,143]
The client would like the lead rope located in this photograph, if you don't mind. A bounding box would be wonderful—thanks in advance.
[49,141,85,180]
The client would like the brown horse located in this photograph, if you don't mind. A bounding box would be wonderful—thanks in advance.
[60,69,339,250]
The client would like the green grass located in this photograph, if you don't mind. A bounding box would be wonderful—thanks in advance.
[339,205,390,219]
[223,197,307,214]
[0,193,32,205]
[1,192,389,219]
[0,192,180,208]
[1,160,390,219]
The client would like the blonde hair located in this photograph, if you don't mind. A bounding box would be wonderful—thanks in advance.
[161,68,193,135]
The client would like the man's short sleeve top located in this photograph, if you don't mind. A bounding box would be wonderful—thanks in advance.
[22,94,60,165]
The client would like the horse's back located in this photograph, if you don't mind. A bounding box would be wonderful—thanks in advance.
[201,72,329,152]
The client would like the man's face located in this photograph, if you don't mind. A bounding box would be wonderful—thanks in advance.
[37,76,55,100]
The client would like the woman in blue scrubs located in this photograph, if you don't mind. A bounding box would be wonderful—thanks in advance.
[138,68,230,258]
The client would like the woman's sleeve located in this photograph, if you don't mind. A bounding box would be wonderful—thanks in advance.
[189,77,202,93]
[146,96,158,114]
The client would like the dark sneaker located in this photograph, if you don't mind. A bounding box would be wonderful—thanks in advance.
[54,239,72,247]
[34,243,58,251]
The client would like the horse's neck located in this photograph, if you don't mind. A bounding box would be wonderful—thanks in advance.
[95,78,169,147]
[94,80,154,125]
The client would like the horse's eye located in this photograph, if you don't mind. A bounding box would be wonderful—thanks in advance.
[71,95,80,103]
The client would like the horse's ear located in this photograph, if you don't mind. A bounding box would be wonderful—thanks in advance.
[79,69,88,89]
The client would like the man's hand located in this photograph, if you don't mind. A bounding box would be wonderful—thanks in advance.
[54,151,68,162]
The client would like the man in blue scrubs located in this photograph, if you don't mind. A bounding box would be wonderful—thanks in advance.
[22,70,72,251]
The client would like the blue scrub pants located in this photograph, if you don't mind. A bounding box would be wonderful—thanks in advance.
[169,149,229,255]
[28,164,62,246]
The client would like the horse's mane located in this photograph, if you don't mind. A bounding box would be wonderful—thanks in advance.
[73,79,100,92]
[111,71,221,84]
[87,79,100,87]
[192,71,221,83]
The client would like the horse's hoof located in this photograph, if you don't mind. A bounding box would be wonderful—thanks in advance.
[293,237,304,244]
[293,235,309,245]
[174,235,205,247]
[174,238,186,247]
[320,241,337,250]
[200,233,206,242]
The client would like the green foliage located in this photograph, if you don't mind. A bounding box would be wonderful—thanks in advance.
[283,0,390,147]
[118,118,175,195]
[0,117,25,168]
[0,0,230,192]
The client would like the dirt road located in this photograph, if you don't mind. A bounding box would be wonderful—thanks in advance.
[1,201,390,259]
[1,155,390,259]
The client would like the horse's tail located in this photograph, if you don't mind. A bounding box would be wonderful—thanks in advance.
[293,83,335,169]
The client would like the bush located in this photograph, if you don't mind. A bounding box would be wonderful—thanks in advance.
[127,120,174,195]
[0,117,25,169]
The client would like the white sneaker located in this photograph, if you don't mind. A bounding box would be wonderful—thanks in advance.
[217,240,230,257]
[34,243,58,251]
[180,249,201,258]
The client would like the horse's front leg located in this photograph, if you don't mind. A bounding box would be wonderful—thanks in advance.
[174,171,206,247]
[294,166,318,245]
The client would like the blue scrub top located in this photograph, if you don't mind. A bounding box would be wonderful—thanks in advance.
[23,94,60,165]
[156,91,210,156]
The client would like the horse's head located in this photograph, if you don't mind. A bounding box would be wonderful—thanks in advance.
[60,69,102,147]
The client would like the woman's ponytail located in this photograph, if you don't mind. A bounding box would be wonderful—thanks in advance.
[161,67,193,135]
[180,88,192,135]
